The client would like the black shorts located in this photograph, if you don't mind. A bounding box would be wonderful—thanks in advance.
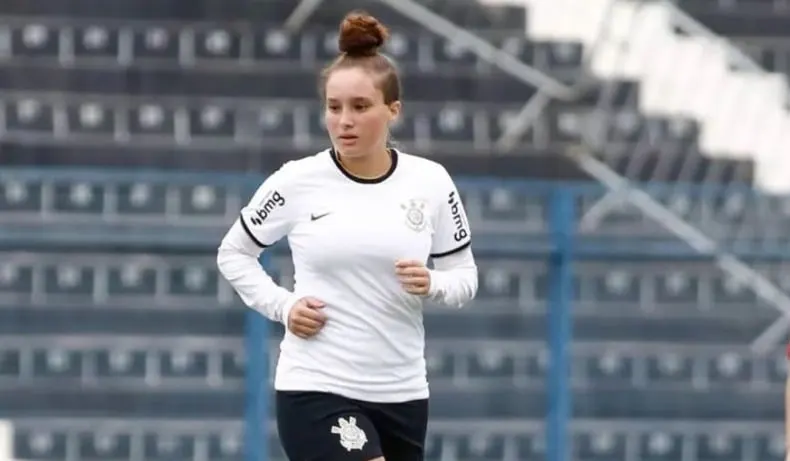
[275,390,429,461]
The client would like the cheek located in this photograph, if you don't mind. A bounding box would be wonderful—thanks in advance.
[323,114,339,133]
[360,115,390,139]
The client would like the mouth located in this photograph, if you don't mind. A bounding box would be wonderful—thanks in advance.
[338,135,359,144]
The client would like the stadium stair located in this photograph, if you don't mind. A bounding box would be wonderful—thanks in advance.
[508,0,790,192]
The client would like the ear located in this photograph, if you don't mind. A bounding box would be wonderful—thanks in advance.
[387,101,402,122]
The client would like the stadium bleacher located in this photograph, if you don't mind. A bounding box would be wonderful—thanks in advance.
[0,0,788,460]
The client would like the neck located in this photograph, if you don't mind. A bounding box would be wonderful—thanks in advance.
[337,148,392,179]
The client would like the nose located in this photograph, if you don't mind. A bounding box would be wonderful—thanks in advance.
[339,109,354,128]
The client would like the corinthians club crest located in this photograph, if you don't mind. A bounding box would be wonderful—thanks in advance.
[331,416,368,451]
[401,199,428,232]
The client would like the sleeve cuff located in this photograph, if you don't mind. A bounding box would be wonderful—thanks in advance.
[427,269,447,301]
[278,293,302,327]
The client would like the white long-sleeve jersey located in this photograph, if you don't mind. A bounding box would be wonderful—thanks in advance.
[217,148,478,403]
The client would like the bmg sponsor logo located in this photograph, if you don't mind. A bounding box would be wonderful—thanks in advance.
[447,191,468,242]
[250,191,285,225]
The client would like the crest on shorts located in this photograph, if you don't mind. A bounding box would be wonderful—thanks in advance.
[401,199,428,232]
[331,416,368,451]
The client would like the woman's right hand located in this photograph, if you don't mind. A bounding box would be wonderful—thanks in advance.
[287,297,327,339]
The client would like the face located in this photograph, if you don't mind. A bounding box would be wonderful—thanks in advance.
[324,67,400,159]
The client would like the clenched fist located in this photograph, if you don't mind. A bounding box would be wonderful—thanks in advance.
[287,297,327,339]
[395,259,431,296]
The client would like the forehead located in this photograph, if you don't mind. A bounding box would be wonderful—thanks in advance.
[325,67,381,102]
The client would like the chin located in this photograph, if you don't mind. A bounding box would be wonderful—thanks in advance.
[334,144,368,158]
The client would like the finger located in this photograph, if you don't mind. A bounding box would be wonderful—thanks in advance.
[396,267,428,277]
[399,277,429,287]
[395,259,423,268]
[398,273,429,282]
[291,323,323,337]
[401,281,428,289]
[302,297,326,308]
[290,325,310,339]
[292,328,317,339]
[297,308,327,322]
[293,304,327,320]
[403,285,429,295]
[292,314,325,330]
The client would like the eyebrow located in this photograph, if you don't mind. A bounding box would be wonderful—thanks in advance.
[326,97,373,104]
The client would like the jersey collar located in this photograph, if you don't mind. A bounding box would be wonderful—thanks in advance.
[329,148,398,184]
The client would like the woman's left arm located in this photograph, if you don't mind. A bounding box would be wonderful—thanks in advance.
[427,246,478,308]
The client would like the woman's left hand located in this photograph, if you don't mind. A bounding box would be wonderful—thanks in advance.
[395,260,431,296]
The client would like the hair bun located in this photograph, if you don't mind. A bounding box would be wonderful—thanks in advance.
[338,11,389,57]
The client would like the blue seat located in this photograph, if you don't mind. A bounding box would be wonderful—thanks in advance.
[637,431,684,461]
[175,184,229,218]
[0,347,21,379]
[127,103,177,139]
[107,263,158,298]
[220,349,245,381]
[454,433,508,461]
[5,98,56,135]
[9,23,59,58]
[206,431,243,461]
[575,429,628,461]
[0,178,43,212]
[193,28,242,63]
[43,264,95,299]
[66,101,116,136]
[694,432,747,461]
[50,181,106,215]
[427,106,476,144]
[77,431,133,461]
[93,347,148,381]
[132,26,180,62]
[0,261,34,301]
[159,349,211,382]
[465,345,519,382]
[13,428,69,460]
[426,347,456,381]
[514,431,545,461]
[167,264,220,299]
[189,105,236,139]
[143,433,196,461]
[31,348,83,380]
[754,432,786,461]
[584,351,635,387]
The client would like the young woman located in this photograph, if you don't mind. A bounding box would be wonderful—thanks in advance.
[217,11,478,461]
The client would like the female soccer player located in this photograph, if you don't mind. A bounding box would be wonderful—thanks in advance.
[217,10,478,461]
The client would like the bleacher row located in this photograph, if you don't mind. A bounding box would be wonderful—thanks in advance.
[7,418,789,461]
[4,172,790,242]
[0,94,609,153]
[1,249,789,309]
[0,19,583,76]
[0,0,764,187]
[1,337,786,390]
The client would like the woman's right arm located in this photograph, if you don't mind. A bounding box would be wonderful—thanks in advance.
[216,165,300,325]
[217,220,300,325]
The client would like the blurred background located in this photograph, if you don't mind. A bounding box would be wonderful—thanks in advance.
[1,0,790,460]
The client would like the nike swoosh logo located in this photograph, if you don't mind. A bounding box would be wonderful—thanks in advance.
[311,212,330,221]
